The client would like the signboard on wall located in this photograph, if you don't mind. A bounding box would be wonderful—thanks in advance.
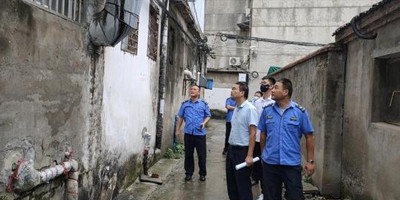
[238,73,247,82]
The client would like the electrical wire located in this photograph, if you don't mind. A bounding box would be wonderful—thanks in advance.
[206,32,327,47]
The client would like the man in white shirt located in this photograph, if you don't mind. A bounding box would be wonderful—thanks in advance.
[226,82,258,200]
[252,76,276,190]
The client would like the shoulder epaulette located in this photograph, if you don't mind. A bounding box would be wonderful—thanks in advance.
[199,99,209,105]
[295,104,306,112]
[182,100,189,104]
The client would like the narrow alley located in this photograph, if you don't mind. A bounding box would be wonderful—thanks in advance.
[116,120,325,200]
[116,119,260,200]
[147,119,236,200]
[1,0,400,199]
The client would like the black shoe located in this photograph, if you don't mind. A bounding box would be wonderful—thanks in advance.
[200,175,206,181]
[185,175,192,181]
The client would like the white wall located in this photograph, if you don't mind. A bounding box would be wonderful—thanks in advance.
[204,87,232,110]
[102,0,158,160]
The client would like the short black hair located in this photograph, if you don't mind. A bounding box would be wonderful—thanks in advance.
[262,76,276,85]
[190,84,200,90]
[255,91,263,96]
[235,82,249,99]
[277,78,293,98]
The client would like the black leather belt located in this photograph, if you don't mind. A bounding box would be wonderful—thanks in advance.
[229,145,248,150]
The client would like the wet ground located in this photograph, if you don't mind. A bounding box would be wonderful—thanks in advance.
[147,119,261,200]
[116,119,330,200]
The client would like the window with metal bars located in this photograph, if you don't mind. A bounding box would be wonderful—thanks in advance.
[147,4,159,61]
[24,0,82,22]
[121,28,139,55]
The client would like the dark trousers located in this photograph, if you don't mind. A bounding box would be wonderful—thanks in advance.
[184,134,207,176]
[226,146,252,200]
[252,142,263,189]
[224,122,232,151]
[262,163,304,200]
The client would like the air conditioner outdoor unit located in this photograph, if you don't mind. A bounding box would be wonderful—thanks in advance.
[229,57,241,66]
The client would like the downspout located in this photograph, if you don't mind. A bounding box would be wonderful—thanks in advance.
[89,0,143,46]
[155,0,170,149]
[247,0,253,85]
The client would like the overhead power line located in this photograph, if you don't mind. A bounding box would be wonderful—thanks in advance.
[206,32,327,47]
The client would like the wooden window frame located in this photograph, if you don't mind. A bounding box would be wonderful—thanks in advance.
[147,4,159,61]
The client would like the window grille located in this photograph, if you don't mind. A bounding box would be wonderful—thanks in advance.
[25,0,82,22]
[121,28,139,55]
[147,4,159,61]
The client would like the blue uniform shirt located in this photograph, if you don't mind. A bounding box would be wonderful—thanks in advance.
[258,101,314,166]
[225,97,236,122]
[178,98,212,135]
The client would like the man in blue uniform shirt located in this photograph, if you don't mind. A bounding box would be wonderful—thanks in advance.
[226,82,258,200]
[258,78,315,200]
[223,95,236,155]
[176,85,211,182]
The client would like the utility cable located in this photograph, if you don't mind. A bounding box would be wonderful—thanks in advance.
[206,32,327,47]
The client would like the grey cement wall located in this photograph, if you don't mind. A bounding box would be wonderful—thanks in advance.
[205,0,250,70]
[207,72,239,88]
[271,48,345,198]
[248,0,381,99]
[0,0,103,199]
[0,1,206,199]
[341,18,400,200]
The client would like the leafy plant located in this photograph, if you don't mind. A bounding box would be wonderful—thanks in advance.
[164,144,185,159]
[303,175,312,183]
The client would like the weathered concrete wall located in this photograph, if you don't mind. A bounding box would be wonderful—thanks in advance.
[271,47,345,198]
[205,0,249,71]
[96,1,161,199]
[341,18,400,200]
[0,0,103,199]
[0,0,206,199]
[248,0,381,98]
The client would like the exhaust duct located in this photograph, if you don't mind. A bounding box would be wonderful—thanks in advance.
[89,0,143,46]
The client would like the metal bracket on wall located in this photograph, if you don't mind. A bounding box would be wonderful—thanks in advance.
[389,90,400,107]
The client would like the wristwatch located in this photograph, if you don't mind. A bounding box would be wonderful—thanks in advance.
[307,160,315,164]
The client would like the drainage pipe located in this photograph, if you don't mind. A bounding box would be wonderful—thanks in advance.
[7,150,79,200]
[155,0,170,149]
[8,159,79,194]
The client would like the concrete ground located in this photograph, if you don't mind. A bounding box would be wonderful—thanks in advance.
[115,119,328,200]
